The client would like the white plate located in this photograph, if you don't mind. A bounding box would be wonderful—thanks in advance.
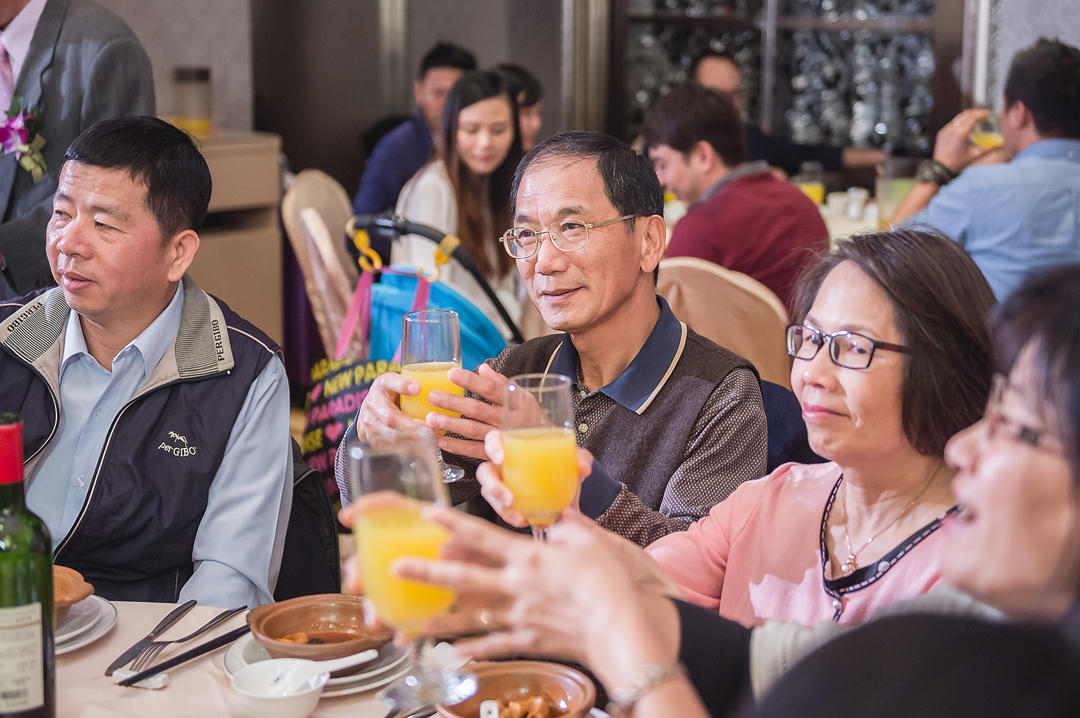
[56,595,117,655]
[223,633,410,693]
[55,596,100,643]
[322,659,413,697]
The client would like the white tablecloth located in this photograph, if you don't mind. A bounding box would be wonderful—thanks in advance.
[58,601,392,718]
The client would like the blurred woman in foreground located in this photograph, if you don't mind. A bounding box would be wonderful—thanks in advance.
[358,263,1080,717]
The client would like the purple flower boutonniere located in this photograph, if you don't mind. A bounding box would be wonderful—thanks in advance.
[0,96,46,182]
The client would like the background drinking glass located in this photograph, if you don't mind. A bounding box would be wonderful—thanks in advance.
[400,309,466,482]
[502,374,578,541]
[970,114,1004,150]
[792,160,826,205]
[348,426,476,706]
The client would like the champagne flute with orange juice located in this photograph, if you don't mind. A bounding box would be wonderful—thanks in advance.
[400,309,466,482]
[502,374,579,541]
[348,426,477,706]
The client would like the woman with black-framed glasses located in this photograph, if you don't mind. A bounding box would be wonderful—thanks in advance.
[748,262,1080,717]
[646,229,996,629]
[379,263,1080,718]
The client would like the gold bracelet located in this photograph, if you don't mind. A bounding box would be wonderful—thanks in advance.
[607,660,686,717]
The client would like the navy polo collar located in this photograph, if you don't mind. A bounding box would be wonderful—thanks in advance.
[542,296,687,415]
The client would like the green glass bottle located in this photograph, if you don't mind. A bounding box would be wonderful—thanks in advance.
[0,415,54,718]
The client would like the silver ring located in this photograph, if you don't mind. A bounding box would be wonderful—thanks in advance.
[476,609,494,627]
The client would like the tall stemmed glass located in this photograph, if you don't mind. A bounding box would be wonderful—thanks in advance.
[502,373,579,541]
[400,309,465,482]
[348,426,477,707]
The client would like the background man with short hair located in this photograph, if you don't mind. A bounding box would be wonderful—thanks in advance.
[0,0,155,298]
[692,51,886,177]
[893,38,1080,300]
[0,116,291,607]
[351,41,476,217]
[343,131,767,547]
[644,82,829,309]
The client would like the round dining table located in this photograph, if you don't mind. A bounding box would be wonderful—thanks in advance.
[58,601,398,718]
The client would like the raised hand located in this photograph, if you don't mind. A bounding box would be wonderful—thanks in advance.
[423,363,509,460]
[476,429,593,528]
[355,372,425,444]
[933,108,995,173]
[390,506,683,690]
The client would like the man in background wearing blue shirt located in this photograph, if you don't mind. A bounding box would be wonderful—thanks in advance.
[894,38,1080,300]
[0,117,291,608]
[351,41,476,261]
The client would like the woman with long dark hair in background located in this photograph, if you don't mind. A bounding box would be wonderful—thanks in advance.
[394,69,523,334]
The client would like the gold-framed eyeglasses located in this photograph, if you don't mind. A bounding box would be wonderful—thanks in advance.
[786,324,907,370]
[983,373,1059,451]
[499,214,638,259]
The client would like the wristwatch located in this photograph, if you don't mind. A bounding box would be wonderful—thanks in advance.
[916,159,956,186]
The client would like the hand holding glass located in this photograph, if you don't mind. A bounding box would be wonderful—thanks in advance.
[348,427,476,706]
[502,374,579,540]
[400,309,466,482]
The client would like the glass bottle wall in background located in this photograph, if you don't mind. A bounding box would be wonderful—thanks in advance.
[620,0,938,155]
[625,20,761,136]
[779,29,934,154]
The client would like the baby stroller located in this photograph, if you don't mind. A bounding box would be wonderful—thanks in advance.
[347,212,525,369]
[296,210,525,507]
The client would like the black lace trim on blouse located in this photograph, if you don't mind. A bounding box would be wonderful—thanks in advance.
[818,473,958,621]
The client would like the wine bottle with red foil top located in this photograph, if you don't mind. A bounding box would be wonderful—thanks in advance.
[0,415,54,718]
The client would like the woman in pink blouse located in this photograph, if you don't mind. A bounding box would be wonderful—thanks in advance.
[646,229,996,627]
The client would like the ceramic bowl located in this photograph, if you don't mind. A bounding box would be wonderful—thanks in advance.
[52,565,93,624]
[246,593,392,674]
[230,659,329,718]
[436,661,595,718]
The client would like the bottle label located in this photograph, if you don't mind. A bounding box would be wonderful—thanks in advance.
[0,602,44,710]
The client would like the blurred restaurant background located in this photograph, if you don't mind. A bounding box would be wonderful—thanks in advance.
[96,0,1080,393]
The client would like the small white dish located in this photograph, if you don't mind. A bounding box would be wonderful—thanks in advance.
[243,652,378,697]
[56,596,117,655]
[223,633,409,696]
[231,660,328,718]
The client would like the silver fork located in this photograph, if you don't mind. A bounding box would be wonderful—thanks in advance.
[130,606,246,672]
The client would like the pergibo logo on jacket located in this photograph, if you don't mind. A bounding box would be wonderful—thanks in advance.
[159,430,198,457]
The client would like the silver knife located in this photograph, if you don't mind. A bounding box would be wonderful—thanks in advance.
[104,599,197,676]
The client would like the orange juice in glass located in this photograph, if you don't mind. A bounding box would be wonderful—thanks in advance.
[400,362,464,420]
[796,181,826,205]
[401,310,465,482]
[971,114,1003,150]
[793,161,826,205]
[347,427,476,704]
[503,374,577,540]
[502,426,578,528]
[353,499,454,631]
[970,131,1004,149]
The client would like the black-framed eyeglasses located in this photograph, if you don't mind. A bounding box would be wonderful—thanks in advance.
[983,373,1057,449]
[785,324,907,370]
[499,214,637,260]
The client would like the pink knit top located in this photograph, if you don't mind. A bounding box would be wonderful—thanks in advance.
[646,461,950,628]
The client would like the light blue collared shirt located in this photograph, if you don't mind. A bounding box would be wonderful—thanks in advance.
[26,284,292,607]
[905,138,1080,300]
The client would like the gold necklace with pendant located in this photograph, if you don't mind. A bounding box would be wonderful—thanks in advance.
[838,470,937,575]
